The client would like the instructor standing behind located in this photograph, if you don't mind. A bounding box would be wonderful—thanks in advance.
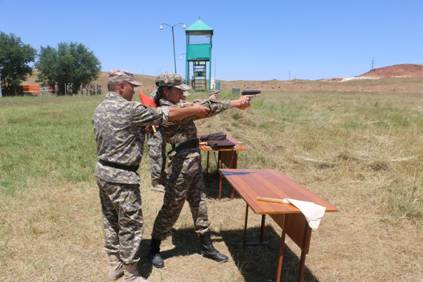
[93,70,209,282]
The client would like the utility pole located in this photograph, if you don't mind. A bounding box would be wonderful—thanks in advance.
[0,65,3,97]
[160,22,186,73]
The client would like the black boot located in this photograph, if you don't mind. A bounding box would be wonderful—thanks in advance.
[199,232,228,263]
[149,238,164,268]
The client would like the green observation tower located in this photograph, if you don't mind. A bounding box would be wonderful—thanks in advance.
[185,18,213,90]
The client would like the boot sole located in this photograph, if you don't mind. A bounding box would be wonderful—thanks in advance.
[151,255,165,268]
[152,262,165,268]
[202,253,229,263]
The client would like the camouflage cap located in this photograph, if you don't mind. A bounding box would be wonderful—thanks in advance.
[108,70,142,86]
[155,73,191,91]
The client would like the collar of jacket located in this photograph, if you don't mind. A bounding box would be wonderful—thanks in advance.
[106,91,126,101]
[159,98,175,107]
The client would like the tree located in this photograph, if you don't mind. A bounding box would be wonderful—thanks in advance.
[37,42,101,95]
[0,32,36,96]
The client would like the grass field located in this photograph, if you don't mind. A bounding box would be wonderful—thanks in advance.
[0,87,422,281]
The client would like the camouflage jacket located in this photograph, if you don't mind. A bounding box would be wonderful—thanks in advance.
[93,92,169,184]
[158,98,231,147]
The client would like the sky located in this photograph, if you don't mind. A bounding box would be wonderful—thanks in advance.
[1,0,422,80]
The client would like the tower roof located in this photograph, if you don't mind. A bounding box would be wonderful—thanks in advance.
[185,18,213,32]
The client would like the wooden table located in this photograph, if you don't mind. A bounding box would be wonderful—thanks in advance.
[199,134,246,199]
[219,169,337,282]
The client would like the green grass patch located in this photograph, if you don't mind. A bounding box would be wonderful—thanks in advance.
[0,96,101,193]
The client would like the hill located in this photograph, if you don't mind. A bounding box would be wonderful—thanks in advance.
[360,64,423,78]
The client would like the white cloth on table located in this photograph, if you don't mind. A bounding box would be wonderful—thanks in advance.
[284,198,326,230]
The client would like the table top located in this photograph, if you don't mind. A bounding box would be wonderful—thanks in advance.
[199,133,247,152]
[220,169,337,215]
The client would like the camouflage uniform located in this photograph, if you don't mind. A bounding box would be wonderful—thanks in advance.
[93,91,169,265]
[151,97,231,240]
[146,129,166,188]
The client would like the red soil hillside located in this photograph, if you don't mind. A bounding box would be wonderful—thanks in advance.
[361,64,423,78]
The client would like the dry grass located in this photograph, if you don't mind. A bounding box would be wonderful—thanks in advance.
[222,77,423,95]
[0,81,422,281]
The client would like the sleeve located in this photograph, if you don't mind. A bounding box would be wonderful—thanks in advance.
[131,103,170,127]
[197,99,231,117]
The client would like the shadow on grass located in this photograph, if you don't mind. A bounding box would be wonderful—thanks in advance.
[137,229,201,278]
[221,226,319,282]
[203,170,241,200]
[138,226,318,281]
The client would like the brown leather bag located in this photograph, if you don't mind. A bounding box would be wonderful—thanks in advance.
[200,132,235,149]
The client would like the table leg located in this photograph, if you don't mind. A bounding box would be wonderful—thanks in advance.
[206,151,210,173]
[232,151,238,168]
[297,226,312,282]
[218,152,223,199]
[276,215,286,282]
[230,151,237,199]
[243,203,249,249]
[259,215,266,244]
[297,251,307,282]
[218,172,223,200]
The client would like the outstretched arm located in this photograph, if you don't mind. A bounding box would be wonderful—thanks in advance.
[194,95,250,119]
[131,103,210,127]
[167,104,210,121]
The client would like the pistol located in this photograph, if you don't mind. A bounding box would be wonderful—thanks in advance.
[241,89,261,100]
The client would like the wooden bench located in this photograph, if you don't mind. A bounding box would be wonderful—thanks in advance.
[219,168,337,282]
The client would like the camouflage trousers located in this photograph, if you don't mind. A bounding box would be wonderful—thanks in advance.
[97,178,143,265]
[147,130,166,186]
[151,150,209,240]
